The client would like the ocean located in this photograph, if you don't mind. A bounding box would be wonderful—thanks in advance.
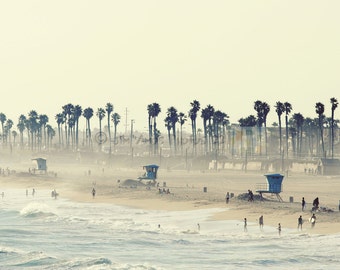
[0,189,339,270]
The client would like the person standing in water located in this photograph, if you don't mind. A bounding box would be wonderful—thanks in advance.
[278,223,281,236]
[259,215,264,230]
[298,215,303,231]
[244,218,247,232]
[302,197,306,211]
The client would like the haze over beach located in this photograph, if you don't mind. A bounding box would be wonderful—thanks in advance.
[1,1,340,132]
[1,1,340,269]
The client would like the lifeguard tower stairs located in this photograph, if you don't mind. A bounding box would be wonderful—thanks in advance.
[256,173,284,202]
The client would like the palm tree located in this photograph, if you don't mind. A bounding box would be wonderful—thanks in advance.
[292,113,304,157]
[5,119,13,146]
[46,124,55,150]
[96,108,106,149]
[55,113,65,148]
[284,102,293,158]
[239,115,257,157]
[0,113,7,145]
[105,103,113,156]
[28,110,38,151]
[147,104,153,152]
[17,114,26,149]
[315,102,325,157]
[164,115,172,150]
[213,110,228,156]
[11,130,17,148]
[111,112,121,151]
[83,107,94,149]
[39,114,49,149]
[151,103,161,155]
[188,100,200,155]
[166,106,178,154]
[178,112,187,153]
[253,100,270,156]
[261,102,270,156]
[201,105,213,154]
[73,105,82,150]
[62,103,74,148]
[275,102,285,156]
[330,97,338,158]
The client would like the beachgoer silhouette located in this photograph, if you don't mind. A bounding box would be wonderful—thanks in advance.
[244,218,247,232]
[310,213,316,228]
[278,223,281,236]
[197,223,200,231]
[92,188,96,198]
[302,197,306,211]
[32,188,35,197]
[259,215,264,230]
[298,215,303,230]
[312,197,319,211]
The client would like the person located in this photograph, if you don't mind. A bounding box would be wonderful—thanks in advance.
[32,188,35,197]
[259,215,264,230]
[197,223,200,231]
[298,215,303,231]
[310,213,316,228]
[312,197,319,211]
[92,187,96,198]
[225,192,229,204]
[244,218,247,232]
[278,223,281,236]
[302,197,306,211]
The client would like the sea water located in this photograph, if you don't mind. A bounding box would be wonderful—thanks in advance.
[0,189,339,270]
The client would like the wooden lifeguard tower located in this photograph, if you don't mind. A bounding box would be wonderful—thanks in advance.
[138,164,159,182]
[256,173,284,202]
[31,158,47,174]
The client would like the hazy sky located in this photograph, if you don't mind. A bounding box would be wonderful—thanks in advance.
[1,1,340,133]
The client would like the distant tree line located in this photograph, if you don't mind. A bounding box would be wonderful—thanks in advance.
[0,98,338,161]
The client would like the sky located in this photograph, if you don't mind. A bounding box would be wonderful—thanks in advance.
[1,1,340,133]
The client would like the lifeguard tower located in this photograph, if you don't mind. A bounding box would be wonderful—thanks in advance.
[256,173,284,202]
[138,164,159,182]
[31,158,47,174]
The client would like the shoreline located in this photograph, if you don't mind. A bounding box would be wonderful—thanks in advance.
[1,167,340,235]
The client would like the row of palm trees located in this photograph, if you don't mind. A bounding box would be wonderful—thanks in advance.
[0,97,338,160]
[0,103,122,153]
[147,97,338,159]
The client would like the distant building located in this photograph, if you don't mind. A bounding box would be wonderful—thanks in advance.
[317,158,340,175]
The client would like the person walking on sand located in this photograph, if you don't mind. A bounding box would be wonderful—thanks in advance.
[298,215,303,231]
[92,187,96,198]
[259,215,264,230]
[225,192,229,204]
[302,197,306,211]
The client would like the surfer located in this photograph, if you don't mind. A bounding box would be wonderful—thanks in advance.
[310,213,316,228]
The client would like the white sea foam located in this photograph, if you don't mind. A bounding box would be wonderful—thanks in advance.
[0,189,339,269]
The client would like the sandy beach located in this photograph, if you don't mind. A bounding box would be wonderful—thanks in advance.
[1,163,340,236]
